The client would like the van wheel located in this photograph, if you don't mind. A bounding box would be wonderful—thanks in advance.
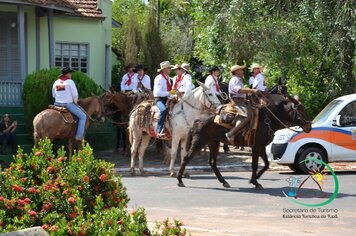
[288,164,301,173]
[297,147,326,174]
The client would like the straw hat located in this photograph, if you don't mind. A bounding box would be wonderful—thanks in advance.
[157,61,173,72]
[230,65,246,73]
[171,64,182,70]
[249,63,263,71]
[181,63,191,73]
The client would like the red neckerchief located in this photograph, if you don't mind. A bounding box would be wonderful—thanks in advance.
[161,73,171,91]
[173,74,184,90]
[125,72,135,86]
[212,75,219,92]
[60,75,70,81]
[138,74,145,82]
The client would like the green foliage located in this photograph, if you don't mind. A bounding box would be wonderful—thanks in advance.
[123,13,141,65]
[22,68,101,129]
[142,4,166,77]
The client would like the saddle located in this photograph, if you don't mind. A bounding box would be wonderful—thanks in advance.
[48,105,76,124]
[214,103,259,147]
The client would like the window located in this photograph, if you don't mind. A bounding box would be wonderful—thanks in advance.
[55,42,88,73]
[339,101,356,127]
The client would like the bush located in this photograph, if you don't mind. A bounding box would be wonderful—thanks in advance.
[22,68,102,130]
[0,139,188,235]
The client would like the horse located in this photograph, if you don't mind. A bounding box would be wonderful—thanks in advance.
[33,95,105,158]
[177,93,312,189]
[128,82,221,176]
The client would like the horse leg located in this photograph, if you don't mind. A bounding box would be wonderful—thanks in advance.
[169,137,180,177]
[177,138,205,187]
[180,139,190,178]
[256,149,270,180]
[130,133,140,176]
[209,141,230,188]
[68,139,73,160]
[250,147,263,190]
[137,135,151,176]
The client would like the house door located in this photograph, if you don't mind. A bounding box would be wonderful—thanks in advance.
[0,12,22,106]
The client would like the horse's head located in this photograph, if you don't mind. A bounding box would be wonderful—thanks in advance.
[269,78,288,96]
[194,81,221,109]
[285,96,312,133]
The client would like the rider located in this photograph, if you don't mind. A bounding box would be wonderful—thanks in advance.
[52,67,86,142]
[172,63,194,96]
[205,66,222,100]
[225,65,258,144]
[135,64,151,91]
[121,63,138,94]
[250,63,266,92]
[153,61,175,137]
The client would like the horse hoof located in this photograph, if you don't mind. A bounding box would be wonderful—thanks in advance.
[140,171,146,176]
[130,168,136,176]
[170,172,176,177]
[183,172,190,178]
[255,184,264,190]
[177,182,185,187]
[223,182,231,188]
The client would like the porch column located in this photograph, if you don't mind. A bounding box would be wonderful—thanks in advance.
[17,5,26,82]
[47,8,54,68]
[35,8,40,70]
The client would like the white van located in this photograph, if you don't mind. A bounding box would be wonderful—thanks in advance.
[266,93,356,173]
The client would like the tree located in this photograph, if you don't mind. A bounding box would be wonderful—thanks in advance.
[122,13,141,65]
[142,3,166,77]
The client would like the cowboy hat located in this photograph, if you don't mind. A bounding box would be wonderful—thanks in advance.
[181,63,191,73]
[249,63,263,71]
[135,64,147,71]
[230,65,246,73]
[157,61,173,72]
[59,67,75,77]
[171,64,182,70]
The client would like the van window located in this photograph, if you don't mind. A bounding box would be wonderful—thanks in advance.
[313,100,342,124]
[339,101,356,127]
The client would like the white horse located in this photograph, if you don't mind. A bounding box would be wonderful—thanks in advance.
[128,82,221,176]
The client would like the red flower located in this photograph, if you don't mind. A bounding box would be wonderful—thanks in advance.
[28,210,37,217]
[77,185,83,190]
[47,166,54,173]
[76,157,82,161]
[60,182,67,187]
[43,203,52,211]
[99,174,107,182]
[35,151,43,156]
[83,176,90,183]
[49,225,58,232]
[117,220,123,225]
[42,224,49,230]
[69,212,77,219]
[0,196,4,201]
[17,199,26,206]
[20,177,27,182]
[24,198,31,204]
[58,156,64,162]
[68,197,76,204]
[94,186,100,192]
[12,185,25,192]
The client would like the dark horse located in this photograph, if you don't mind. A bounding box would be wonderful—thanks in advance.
[177,93,312,189]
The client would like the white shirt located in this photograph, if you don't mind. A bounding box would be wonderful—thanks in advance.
[229,76,246,99]
[153,73,171,98]
[252,73,266,91]
[172,73,195,95]
[137,74,151,90]
[121,72,138,92]
[52,78,78,104]
[205,74,220,95]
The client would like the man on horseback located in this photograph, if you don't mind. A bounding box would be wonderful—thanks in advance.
[172,63,194,96]
[135,64,151,91]
[153,61,175,137]
[205,66,222,100]
[52,67,86,142]
[250,63,266,92]
[225,65,258,144]
[121,63,138,94]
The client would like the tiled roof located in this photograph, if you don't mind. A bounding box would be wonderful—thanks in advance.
[24,0,105,19]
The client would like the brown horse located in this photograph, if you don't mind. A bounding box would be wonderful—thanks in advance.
[177,94,312,189]
[33,96,105,157]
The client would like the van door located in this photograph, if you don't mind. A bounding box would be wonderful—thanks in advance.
[331,101,356,160]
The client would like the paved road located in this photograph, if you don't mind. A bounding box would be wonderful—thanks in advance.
[121,171,356,236]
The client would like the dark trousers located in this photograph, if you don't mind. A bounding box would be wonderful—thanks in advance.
[155,97,168,133]
[0,132,17,154]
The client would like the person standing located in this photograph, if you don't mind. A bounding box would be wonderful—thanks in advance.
[205,66,221,98]
[52,67,86,142]
[226,65,257,143]
[153,61,175,137]
[121,63,138,93]
[0,114,17,154]
[136,64,151,91]
[172,63,194,96]
[250,63,266,92]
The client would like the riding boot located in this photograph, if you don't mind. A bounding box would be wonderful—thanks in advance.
[225,118,247,144]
